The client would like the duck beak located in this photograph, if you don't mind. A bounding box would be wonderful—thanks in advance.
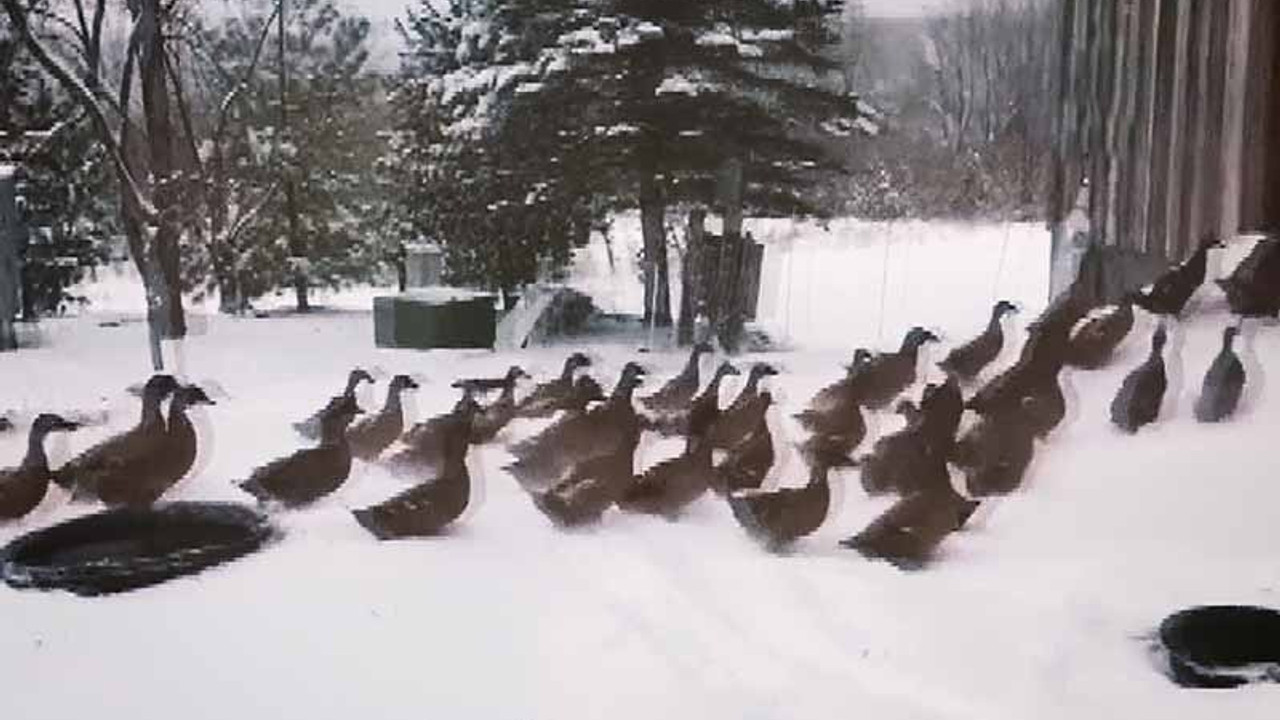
[55,419,81,432]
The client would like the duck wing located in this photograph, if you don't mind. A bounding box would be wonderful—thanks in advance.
[515,379,570,418]
[940,330,1001,380]
[0,467,51,520]
[348,408,402,461]
[352,470,470,539]
[714,424,774,494]
[532,451,634,527]
[729,484,825,546]
[620,453,709,516]
[1194,352,1245,422]
[640,375,697,412]
[471,398,516,444]
[239,446,349,507]
[1110,363,1167,432]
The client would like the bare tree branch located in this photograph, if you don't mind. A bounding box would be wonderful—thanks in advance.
[1,0,158,222]
[226,181,281,244]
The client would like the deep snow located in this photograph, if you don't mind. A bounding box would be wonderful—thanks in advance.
[1,221,1277,720]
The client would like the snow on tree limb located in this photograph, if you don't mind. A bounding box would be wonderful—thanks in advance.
[0,0,159,223]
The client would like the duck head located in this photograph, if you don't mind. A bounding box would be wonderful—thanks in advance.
[1198,236,1227,252]
[693,341,714,356]
[992,300,1019,319]
[391,374,420,392]
[174,385,217,409]
[31,413,80,436]
[346,368,376,394]
[1221,325,1240,350]
[505,365,531,383]
[454,393,483,419]
[750,363,780,380]
[143,374,181,401]
[566,352,592,372]
[713,361,741,381]
[844,348,873,375]
[903,327,941,352]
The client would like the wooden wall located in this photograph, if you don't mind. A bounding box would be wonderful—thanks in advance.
[1049,0,1278,296]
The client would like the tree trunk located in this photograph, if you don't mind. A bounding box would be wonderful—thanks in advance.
[138,0,185,339]
[677,207,706,346]
[714,157,746,353]
[279,0,310,313]
[638,166,672,327]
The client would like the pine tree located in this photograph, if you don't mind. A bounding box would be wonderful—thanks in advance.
[204,0,386,309]
[0,31,113,319]
[391,0,862,344]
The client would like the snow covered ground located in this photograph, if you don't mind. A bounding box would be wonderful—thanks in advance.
[1,221,1277,720]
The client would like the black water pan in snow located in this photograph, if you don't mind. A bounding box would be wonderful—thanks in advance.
[1158,605,1280,688]
[1,502,277,597]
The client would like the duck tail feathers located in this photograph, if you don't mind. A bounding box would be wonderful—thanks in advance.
[352,508,392,540]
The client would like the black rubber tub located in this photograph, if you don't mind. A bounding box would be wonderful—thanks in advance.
[1,502,278,597]
[1158,605,1280,688]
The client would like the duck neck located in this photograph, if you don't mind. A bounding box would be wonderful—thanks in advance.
[141,395,167,428]
[559,360,577,383]
[987,311,1006,335]
[498,380,518,405]
[611,377,638,403]
[807,466,830,489]
[384,386,403,415]
[23,428,51,470]
[343,375,362,397]
[168,398,192,430]
[681,351,703,382]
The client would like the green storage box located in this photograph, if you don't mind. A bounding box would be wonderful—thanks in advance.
[373,291,497,349]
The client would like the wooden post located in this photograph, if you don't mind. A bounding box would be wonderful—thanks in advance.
[0,168,19,351]
[1219,0,1253,239]
[676,208,705,347]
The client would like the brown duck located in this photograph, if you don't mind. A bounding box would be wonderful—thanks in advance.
[712,393,775,495]
[839,485,979,569]
[530,424,641,528]
[728,459,849,550]
[857,400,930,495]
[57,374,179,498]
[1132,237,1223,318]
[504,363,645,490]
[348,374,419,461]
[294,368,374,439]
[854,327,940,410]
[939,300,1018,381]
[708,363,779,449]
[640,341,713,413]
[388,392,480,478]
[619,411,715,519]
[97,384,217,507]
[648,361,739,437]
[352,399,478,538]
[239,395,364,508]
[514,352,592,418]
[0,414,80,521]
[1066,294,1136,369]
[951,396,1039,497]
[795,349,873,434]
[506,375,607,460]
[470,366,531,444]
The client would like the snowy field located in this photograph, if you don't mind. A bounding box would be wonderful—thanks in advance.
[1,221,1278,720]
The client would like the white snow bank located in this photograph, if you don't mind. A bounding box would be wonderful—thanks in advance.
[1,224,1277,720]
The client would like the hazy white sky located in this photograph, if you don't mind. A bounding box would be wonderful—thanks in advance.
[340,0,963,23]
[329,0,964,67]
